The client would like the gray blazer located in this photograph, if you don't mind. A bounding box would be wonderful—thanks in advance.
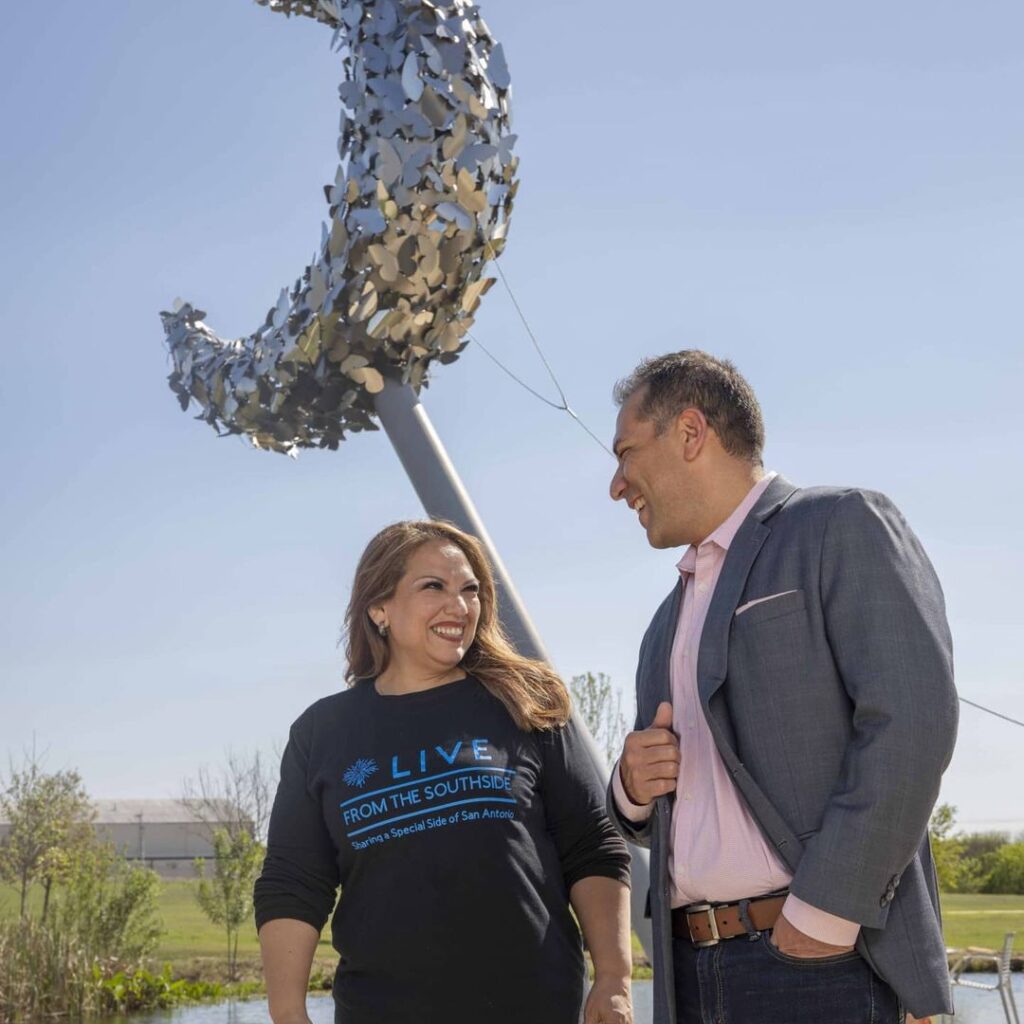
[609,475,958,1022]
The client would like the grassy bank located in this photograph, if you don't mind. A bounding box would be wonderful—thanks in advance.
[940,893,1024,950]
[150,884,1024,978]
[4,882,1022,980]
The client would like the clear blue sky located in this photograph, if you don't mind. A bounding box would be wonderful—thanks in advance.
[1,0,1022,834]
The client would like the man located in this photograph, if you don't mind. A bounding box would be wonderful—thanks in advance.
[607,351,957,1024]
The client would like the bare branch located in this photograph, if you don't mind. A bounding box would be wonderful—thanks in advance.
[181,748,275,844]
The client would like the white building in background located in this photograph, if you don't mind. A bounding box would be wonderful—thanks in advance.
[0,798,244,879]
[93,799,224,878]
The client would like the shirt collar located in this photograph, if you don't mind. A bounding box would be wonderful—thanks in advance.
[677,471,777,577]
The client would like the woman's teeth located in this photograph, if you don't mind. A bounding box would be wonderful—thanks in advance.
[431,626,463,639]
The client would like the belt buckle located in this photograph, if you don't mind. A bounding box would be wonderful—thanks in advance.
[688,902,721,947]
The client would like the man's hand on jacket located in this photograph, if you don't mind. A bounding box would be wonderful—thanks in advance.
[619,702,680,805]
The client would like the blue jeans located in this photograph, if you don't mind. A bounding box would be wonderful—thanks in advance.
[672,932,903,1024]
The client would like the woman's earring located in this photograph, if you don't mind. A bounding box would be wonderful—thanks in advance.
[377,622,389,638]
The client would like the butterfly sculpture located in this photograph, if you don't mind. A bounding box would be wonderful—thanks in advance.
[161,0,517,454]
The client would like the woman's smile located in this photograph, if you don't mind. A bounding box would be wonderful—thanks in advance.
[430,622,466,642]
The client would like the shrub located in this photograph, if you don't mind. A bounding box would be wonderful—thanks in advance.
[58,842,163,966]
[983,843,1024,895]
[956,831,1011,893]
[0,844,163,1020]
[94,965,233,1013]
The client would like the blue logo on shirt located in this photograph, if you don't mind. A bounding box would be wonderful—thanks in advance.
[343,758,379,788]
[339,736,518,847]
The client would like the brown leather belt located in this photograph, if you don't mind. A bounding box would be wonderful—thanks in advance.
[672,893,787,947]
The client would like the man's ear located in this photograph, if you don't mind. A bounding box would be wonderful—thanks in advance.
[676,407,709,460]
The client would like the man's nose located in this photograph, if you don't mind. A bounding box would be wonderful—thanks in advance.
[609,465,627,502]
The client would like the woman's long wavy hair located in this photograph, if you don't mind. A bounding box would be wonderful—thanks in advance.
[343,520,571,731]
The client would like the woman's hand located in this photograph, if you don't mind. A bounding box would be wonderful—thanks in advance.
[583,973,632,1024]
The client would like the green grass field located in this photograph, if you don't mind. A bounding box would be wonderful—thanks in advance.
[152,879,261,960]
[0,880,253,961]
[940,893,1024,951]
[0,880,334,980]
[4,881,1023,971]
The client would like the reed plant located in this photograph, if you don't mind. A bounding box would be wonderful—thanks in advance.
[0,846,163,1021]
[0,915,97,1021]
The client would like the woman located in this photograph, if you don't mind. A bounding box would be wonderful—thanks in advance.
[254,520,633,1024]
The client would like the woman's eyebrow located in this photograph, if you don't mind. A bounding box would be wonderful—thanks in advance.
[411,573,479,584]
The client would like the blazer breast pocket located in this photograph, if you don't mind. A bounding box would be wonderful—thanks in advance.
[733,588,806,626]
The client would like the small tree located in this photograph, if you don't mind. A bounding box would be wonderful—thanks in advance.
[928,803,968,893]
[983,843,1024,895]
[56,840,163,965]
[195,828,265,979]
[0,751,94,919]
[570,672,628,768]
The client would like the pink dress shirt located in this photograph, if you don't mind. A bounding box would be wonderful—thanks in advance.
[613,472,860,947]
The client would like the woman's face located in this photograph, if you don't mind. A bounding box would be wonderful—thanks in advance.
[374,540,482,680]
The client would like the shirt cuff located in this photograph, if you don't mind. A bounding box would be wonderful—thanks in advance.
[782,893,861,947]
[611,759,654,824]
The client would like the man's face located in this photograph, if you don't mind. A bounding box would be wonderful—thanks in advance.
[610,388,695,549]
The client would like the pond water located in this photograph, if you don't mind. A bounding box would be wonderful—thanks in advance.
[109,974,1022,1024]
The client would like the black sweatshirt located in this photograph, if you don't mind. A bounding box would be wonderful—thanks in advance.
[254,676,630,1024]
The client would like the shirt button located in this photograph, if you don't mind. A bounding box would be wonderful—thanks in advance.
[697,582,708,594]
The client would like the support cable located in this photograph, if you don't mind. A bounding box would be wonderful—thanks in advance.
[468,332,612,455]
[958,697,1023,729]
[492,261,570,409]
[466,263,613,456]
[468,332,565,410]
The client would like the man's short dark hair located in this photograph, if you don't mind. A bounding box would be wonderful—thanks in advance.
[613,350,765,463]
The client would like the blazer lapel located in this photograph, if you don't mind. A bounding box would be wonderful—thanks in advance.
[647,578,682,712]
[697,475,798,708]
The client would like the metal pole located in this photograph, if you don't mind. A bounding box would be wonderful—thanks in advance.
[374,378,652,956]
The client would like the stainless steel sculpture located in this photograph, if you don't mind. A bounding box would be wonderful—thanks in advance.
[161,0,517,455]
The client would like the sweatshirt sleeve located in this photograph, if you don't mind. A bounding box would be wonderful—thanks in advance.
[254,708,341,932]
[539,718,631,891]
